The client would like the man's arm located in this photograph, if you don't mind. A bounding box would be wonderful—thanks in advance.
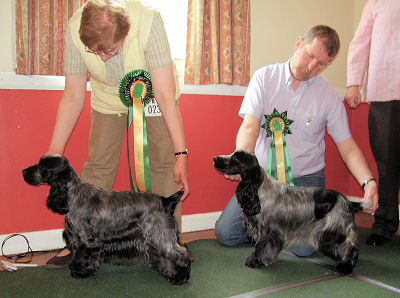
[236,114,261,151]
[223,114,261,182]
[47,73,88,155]
[149,63,190,200]
[336,137,378,212]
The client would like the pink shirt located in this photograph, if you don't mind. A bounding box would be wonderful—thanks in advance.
[347,0,400,102]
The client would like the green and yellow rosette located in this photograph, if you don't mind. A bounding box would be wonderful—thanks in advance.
[119,69,154,193]
[262,109,294,186]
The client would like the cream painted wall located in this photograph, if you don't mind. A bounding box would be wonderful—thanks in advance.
[250,0,367,89]
[0,1,14,72]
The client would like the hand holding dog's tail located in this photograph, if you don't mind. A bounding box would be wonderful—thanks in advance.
[347,196,372,213]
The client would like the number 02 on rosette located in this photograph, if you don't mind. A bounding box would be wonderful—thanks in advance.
[119,69,154,192]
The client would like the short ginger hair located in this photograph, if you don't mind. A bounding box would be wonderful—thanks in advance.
[79,0,130,51]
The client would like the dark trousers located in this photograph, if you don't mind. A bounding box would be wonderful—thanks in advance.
[369,101,400,238]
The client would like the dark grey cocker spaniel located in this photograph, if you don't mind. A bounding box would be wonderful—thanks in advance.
[22,155,191,285]
[214,150,371,274]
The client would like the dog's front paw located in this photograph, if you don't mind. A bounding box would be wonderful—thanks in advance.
[245,255,265,268]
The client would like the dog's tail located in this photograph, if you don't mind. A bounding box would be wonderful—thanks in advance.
[162,191,184,215]
[347,196,372,213]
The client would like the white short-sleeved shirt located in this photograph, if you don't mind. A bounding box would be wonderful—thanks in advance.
[239,61,352,178]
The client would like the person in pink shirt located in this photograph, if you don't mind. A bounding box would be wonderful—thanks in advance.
[345,0,400,246]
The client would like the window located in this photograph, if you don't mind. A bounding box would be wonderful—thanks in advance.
[146,0,188,79]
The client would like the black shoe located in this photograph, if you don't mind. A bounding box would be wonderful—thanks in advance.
[366,234,388,247]
[46,251,73,269]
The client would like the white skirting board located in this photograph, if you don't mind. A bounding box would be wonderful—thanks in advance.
[0,211,222,256]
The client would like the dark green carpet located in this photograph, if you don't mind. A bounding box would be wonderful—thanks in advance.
[352,228,400,288]
[0,228,399,298]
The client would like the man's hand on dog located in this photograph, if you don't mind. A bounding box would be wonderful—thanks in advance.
[224,174,242,182]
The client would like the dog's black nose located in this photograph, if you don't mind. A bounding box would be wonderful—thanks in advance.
[22,167,30,179]
[22,165,40,185]
[213,156,221,166]
[22,168,30,184]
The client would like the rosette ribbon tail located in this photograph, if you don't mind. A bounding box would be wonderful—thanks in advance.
[131,97,151,192]
[119,70,154,193]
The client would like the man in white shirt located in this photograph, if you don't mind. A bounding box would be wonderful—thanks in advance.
[215,25,378,257]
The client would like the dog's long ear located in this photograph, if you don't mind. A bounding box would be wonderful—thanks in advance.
[43,156,71,214]
[47,184,69,214]
[236,181,261,216]
[235,151,263,216]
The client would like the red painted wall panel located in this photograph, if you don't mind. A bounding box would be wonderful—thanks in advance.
[179,94,243,214]
[0,89,380,235]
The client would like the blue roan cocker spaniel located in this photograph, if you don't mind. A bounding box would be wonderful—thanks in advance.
[23,155,191,285]
[214,150,371,274]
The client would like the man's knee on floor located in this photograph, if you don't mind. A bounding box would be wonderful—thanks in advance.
[215,218,241,246]
[215,218,232,246]
[289,243,315,257]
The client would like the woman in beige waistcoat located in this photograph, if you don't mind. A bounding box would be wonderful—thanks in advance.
[45,0,190,267]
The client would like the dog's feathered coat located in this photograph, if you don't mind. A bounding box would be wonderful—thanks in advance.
[214,150,370,274]
[22,155,191,284]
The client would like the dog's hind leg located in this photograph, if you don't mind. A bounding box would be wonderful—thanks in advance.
[336,245,359,274]
[146,244,191,285]
[337,228,359,274]
[169,262,191,285]
[319,229,359,274]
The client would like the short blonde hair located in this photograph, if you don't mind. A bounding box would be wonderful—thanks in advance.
[80,0,130,51]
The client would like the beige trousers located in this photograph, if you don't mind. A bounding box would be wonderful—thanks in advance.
[81,109,182,231]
